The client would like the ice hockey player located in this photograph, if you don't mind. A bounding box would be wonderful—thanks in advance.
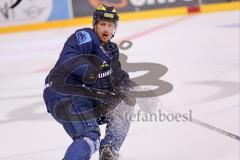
[43,4,135,160]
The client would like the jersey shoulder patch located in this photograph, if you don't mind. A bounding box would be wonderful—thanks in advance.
[76,30,92,45]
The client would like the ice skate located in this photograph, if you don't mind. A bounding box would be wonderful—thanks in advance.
[99,145,119,160]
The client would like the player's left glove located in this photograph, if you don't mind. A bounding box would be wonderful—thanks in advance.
[114,85,136,106]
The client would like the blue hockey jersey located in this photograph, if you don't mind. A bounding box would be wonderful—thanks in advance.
[43,28,130,103]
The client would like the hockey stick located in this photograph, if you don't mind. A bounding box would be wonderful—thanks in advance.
[10,0,22,9]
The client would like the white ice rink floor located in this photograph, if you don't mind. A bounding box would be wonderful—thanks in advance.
[0,10,239,160]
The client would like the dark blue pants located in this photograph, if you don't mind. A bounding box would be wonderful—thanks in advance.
[44,92,132,160]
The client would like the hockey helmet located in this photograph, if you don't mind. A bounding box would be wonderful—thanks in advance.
[93,4,119,26]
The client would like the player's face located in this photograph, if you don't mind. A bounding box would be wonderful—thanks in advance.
[95,20,115,43]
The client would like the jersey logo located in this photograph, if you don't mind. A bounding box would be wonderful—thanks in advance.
[98,69,112,78]
[100,61,109,68]
[76,31,92,45]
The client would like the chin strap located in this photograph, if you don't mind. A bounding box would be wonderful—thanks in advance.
[111,25,118,39]
[111,30,116,39]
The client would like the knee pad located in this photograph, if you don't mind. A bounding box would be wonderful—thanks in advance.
[83,136,100,155]
[64,136,100,160]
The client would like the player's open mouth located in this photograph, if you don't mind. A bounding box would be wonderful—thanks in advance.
[102,33,109,38]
